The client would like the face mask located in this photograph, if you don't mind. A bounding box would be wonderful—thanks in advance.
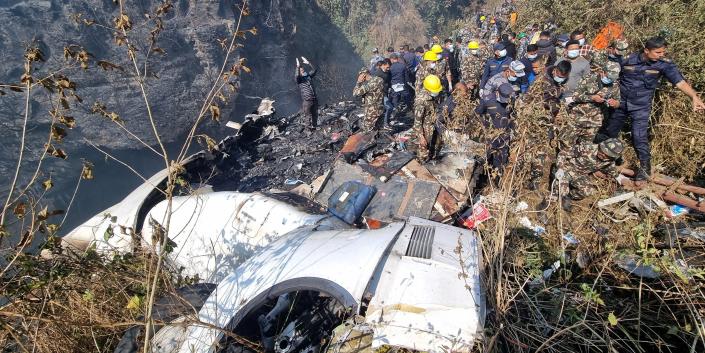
[470,49,478,55]
[497,49,507,57]
[302,72,309,77]
[567,49,580,59]
[527,54,538,60]
[430,92,439,97]
[578,38,586,46]
[508,75,518,82]
[601,76,613,85]
[448,47,454,53]
[553,75,566,83]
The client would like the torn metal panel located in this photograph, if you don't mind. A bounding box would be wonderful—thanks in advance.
[363,178,440,221]
[341,132,377,163]
[358,151,415,182]
[401,160,463,218]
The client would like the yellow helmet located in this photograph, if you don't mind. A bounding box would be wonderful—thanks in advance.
[423,75,443,94]
[431,44,443,54]
[468,41,480,49]
[480,15,486,21]
[422,50,439,61]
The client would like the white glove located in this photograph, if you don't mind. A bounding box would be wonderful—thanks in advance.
[301,56,310,65]
[479,89,485,97]
[296,58,300,67]
[564,96,575,105]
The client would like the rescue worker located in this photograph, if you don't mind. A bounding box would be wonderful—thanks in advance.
[416,47,447,92]
[516,59,572,190]
[444,38,461,87]
[557,39,591,98]
[353,66,385,132]
[607,38,629,63]
[556,138,625,211]
[554,33,570,59]
[295,56,318,128]
[520,44,539,76]
[434,42,452,93]
[415,50,439,92]
[480,43,514,89]
[389,53,410,119]
[369,48,384,73]
[481,60,525,102]
[500,33,517,62]
[560,59,620,147]
[526,54,547,86]
[476,83,516,178]
[460,41,485,94]
[594,38,629,65]
[372,59,393,127]
[536,31,557,65]
[413,75,443,161]
[570,29,595,60]
[597,36,705,183]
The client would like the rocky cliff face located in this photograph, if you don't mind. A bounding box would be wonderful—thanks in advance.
[0,0,359,150]
[0,0,361,230]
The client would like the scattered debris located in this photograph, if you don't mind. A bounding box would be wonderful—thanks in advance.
[459,202,492,229]
[615,254,661,279]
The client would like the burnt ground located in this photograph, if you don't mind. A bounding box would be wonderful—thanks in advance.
[202,101,416,194]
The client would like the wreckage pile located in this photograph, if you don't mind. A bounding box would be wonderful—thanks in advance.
[206,101,476,225]
[201,93,705,352]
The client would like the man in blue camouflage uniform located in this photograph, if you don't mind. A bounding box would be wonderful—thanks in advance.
[475,83,516,178]
[596,36,705,184]
[479,43,513,90]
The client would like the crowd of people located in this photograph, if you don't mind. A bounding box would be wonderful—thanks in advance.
[298,7,705,210]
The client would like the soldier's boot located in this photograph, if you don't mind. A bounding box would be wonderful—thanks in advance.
[635,160,651,181]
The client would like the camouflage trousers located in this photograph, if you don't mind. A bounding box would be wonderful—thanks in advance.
[558,170,597,200]
[519,126,556,191]
[557,123,600,149]
[360,109,383,132]
[414,121,436,160]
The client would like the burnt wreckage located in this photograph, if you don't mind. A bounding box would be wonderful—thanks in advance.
[63,100,485,353]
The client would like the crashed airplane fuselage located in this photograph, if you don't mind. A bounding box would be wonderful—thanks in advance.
[62,100,485,352]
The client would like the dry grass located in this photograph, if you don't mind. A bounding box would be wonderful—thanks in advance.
[470,1,705,351]
[0,248,176,353]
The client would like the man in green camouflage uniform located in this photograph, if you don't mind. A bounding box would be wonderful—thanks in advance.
[556,138,624,207]
[415,52,448,93]
[459,42,485,91]
[592,38,629,67]
[559,59,621,147]
[515,60,571,190]
[352,67,385,132]
[413,75,442,161]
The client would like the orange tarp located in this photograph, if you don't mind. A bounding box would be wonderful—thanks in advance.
[592,21,624,50]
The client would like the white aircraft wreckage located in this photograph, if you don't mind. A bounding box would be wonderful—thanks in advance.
[62,99,485,352]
